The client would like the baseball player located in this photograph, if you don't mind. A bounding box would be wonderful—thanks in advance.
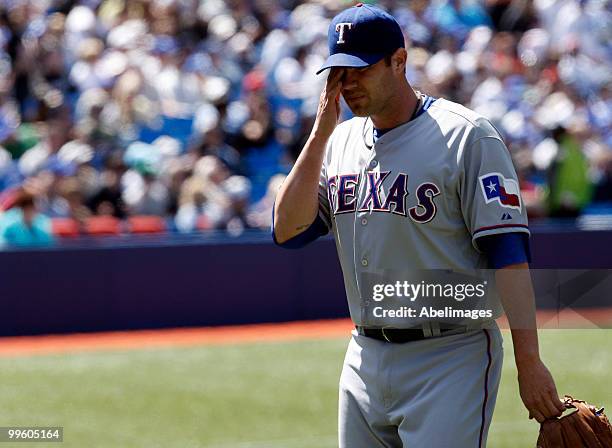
[273,4,565,447]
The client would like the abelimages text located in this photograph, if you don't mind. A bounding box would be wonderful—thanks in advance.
[373,306,493,320]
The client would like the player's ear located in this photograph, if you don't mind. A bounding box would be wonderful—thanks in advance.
[391,48,407,74]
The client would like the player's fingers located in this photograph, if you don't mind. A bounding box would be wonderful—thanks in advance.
[327,82,343,102]
[552,394,566,413]
[532,392,562,421]
[330,80,343,98]
[549,390,565,416]
[325,68,344,95]
[529,408,546,423]
[540,381,565,415]
[555,396,567,413]
[328,67,344,83]
[320,83,341,109]
[541,394,564,418]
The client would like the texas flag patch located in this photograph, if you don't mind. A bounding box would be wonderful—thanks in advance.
[479,172,521,211]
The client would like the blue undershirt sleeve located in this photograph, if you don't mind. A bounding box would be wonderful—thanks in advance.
[476,232,531,269]
[271,204,330,249]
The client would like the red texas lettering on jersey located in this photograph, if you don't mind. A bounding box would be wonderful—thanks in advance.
[327,172,441,223]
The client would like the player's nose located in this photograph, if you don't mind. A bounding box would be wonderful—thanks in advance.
[341,74,359,92]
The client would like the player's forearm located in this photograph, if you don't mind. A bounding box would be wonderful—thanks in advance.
[273,134,328,243]
[495,263,542,366]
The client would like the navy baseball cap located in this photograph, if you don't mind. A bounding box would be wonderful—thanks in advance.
[316,3,405,75]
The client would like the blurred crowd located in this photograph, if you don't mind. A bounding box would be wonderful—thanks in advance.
[0,0,610,246]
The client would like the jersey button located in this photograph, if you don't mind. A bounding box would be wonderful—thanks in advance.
[369,160,378,168]
[361,218,368,226]
[361,258,368,267]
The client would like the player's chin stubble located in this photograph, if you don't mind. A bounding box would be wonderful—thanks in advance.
[350,97,390,119]
[345,96,371,117]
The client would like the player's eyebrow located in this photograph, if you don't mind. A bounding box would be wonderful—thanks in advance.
[355,58,386,73]
[346,65,371,74]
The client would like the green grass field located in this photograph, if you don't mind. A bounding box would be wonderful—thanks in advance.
[0,330,610,448]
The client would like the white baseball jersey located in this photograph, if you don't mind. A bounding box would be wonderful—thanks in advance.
[317,97,529,326]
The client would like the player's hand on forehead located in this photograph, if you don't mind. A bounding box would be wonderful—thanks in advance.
[313,68,345,138]
[326,67,345,88]
[321,68,344,105]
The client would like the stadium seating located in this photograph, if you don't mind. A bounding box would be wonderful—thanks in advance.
[51,218,80,237]
[127,215,166,234]
[196,215,212,231]
[84,216,122,236]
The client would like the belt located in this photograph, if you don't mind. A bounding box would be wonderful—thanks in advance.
[356,325,465,343]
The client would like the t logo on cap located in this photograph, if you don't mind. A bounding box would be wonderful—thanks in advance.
[335,22,353,44]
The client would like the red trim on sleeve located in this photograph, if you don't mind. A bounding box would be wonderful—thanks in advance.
[473,224,529,236]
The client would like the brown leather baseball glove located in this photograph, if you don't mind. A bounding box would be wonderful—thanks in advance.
[537,396,612,448]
